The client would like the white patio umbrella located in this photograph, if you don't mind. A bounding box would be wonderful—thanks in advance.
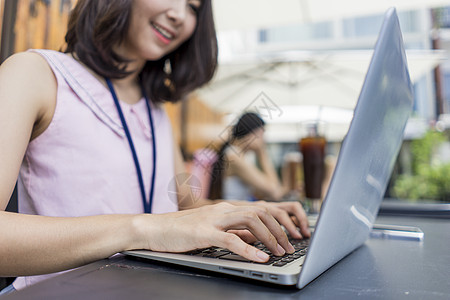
[196,50,445,113]
[213,0,450,31]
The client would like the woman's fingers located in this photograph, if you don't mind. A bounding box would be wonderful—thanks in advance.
[220,206,294,256]
[249,207,295,254]
[227,230,257,244]
[257,201,311,238]
[285,202,311,237]
[215,232,269,262]
[270,208,303,239]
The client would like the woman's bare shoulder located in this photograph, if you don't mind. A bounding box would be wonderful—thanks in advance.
[0,51,57,137]
[1,51,56,99]
[1,51,55,81]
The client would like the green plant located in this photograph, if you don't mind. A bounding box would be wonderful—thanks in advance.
[393,130,450,201]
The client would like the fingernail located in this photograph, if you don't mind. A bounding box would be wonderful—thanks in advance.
[288,243,295,253]
[256,251,270,261]
[300,227,310,237]
[277,244,286,255]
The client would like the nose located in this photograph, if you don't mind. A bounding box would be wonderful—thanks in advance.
[167,0,188,25]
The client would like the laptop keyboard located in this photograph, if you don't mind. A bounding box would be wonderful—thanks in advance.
[185,238,310,267]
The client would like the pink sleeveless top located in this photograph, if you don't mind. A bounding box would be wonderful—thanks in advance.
[14,49,178,289]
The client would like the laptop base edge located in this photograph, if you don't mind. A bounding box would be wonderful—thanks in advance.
[123,251,300,286]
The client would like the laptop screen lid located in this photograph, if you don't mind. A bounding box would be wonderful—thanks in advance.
[297,8,414,289]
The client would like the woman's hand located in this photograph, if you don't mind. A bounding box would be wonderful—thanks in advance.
[253,201,311,239]
[132,202,296,263]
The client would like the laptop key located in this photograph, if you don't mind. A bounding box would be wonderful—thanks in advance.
[219,254,253,263]
[259,258,277,265]
[273,261,288,267]
[203,250,230,258]
[186,249,203,255]
[281,257,295,263]
[299,249,308,256]
[202,249,217,254]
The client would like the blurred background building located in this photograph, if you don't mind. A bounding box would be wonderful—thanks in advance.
[1,0,450,201]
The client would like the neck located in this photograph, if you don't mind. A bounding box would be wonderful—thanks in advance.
[103,63,143,105]
[102,49,146,104]
[109,74,144,105]
[113,56,146,86]
[69,51,147,105]
[111,73,140,90]
[108,53,147,104]
[112,43,147,84]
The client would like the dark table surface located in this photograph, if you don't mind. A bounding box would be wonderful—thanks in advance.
[4,215,450,300]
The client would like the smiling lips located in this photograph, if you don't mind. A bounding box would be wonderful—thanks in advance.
[151,22,174,44]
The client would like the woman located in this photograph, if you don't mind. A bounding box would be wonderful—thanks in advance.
[209,112,286,201]
[0,0,309,293]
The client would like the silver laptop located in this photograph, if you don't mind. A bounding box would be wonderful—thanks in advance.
[124,7,414,289]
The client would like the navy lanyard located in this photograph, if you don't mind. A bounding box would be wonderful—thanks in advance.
[105,78,156,214]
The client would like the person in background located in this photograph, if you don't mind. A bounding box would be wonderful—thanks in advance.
[209,112,286,201]
[0,0,309,295]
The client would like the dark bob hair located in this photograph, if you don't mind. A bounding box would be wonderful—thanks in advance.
[64,0,218,103]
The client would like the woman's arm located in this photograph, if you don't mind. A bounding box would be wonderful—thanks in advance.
[0,53,297,277]
[226,148,285,201]
[0,53,138,276]
[1,202,302,276]
[0,212,141,276]
[0,53,137,276]
[0,52,54,212]
[254,144,286,198]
